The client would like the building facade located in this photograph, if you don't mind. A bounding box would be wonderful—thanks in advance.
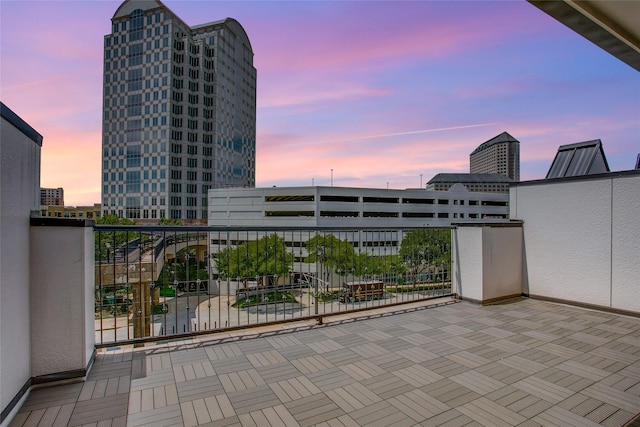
[40,203,102,220]
[469,131,520,181]
[207,186,509,265]
[209,186,510,228]
[426,173,513,193]
[40,187,64,206]
[101,0,256,223]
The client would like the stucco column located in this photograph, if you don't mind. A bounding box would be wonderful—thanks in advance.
[29,218,95,381]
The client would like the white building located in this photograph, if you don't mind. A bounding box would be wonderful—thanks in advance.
[207,185,509,266]
[209,185,509,228]
[101,0,256,223]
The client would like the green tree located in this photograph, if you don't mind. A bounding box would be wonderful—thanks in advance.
[158,217,183,226]
[96,214,136,226]
[95,214,137,260]
[215,234,293,280]
[398,229,451,280]
[305,234,356,274]
[355,253,404,280]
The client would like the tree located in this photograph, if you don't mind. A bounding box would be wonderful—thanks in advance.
[215,234,293,280]
[95,214,137,260]
[398,229,451,281]
[305,234,357,284]
[158,217,183,226]
[96,214,136,226]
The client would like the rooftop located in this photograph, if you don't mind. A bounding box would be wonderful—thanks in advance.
[427,173,514,185]
[470,132,519,156]
[10,297,640,426]
[546,140,610,179]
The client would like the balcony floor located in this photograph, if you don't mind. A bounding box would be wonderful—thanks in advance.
[9,298,640,427]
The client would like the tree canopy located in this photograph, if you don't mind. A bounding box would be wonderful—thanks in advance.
[215,234,293,280]
[95,214,137,260]
[305,234,356,273]
[398,229,451,276]
[158,218,184,226]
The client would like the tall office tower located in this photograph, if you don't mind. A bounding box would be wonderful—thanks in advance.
[101,0,256,223]
[469,132,520,181]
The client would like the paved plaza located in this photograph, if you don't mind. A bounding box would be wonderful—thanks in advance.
[10,297,640,426]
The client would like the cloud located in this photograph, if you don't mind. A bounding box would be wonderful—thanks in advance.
[310,123,500,146]
[259,84,392,109]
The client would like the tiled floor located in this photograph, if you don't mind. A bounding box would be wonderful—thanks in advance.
[9,298,640,426]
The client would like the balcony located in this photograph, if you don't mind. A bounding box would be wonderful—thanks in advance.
[8,297,640,426]
[5,167,640,427]
[3,108,639,427]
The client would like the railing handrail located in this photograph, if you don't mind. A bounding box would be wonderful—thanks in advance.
[94,224,456,232]
[93,225,454,346]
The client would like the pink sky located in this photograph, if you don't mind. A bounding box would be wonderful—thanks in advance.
[1,1,638,206]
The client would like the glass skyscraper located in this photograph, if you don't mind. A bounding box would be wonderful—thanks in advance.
[101,0,256,223]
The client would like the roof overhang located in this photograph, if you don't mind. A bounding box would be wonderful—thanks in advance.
[528,0,640,72]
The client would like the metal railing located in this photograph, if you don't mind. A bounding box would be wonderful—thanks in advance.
[94,225,453,346]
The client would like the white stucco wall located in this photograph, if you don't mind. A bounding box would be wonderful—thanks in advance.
[0,112,41,417]
[453,227,483,301]
[611,175,640,312]
[482,227,523,301]
[30,223,95,377]
[511,172,640,313]
[453,225,523,303]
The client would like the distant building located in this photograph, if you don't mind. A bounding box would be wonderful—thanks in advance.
[546,140,610,179]
[426,173,513,193]
[209,186,509,228]
[40,204,102,220]
[101,0,257,223]
[470,131,520,181]
[40,187,64,206]
[207,185,509,265]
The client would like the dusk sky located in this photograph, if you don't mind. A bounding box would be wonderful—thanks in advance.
[1,0,638,206]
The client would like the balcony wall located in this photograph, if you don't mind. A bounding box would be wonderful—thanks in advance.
[510,171,640,313]
[30,218,95,379]
[0,105,41,423]
[452,222,523,303]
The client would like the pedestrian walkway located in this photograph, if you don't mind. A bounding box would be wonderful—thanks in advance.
[9,297,640,426]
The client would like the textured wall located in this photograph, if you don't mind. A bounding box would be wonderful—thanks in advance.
[482,227,523,301]
[30,224,95,378]
[453,225,522,303]
[0,115,41,417]
[511,173,640,313]
[611,176,640,312]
